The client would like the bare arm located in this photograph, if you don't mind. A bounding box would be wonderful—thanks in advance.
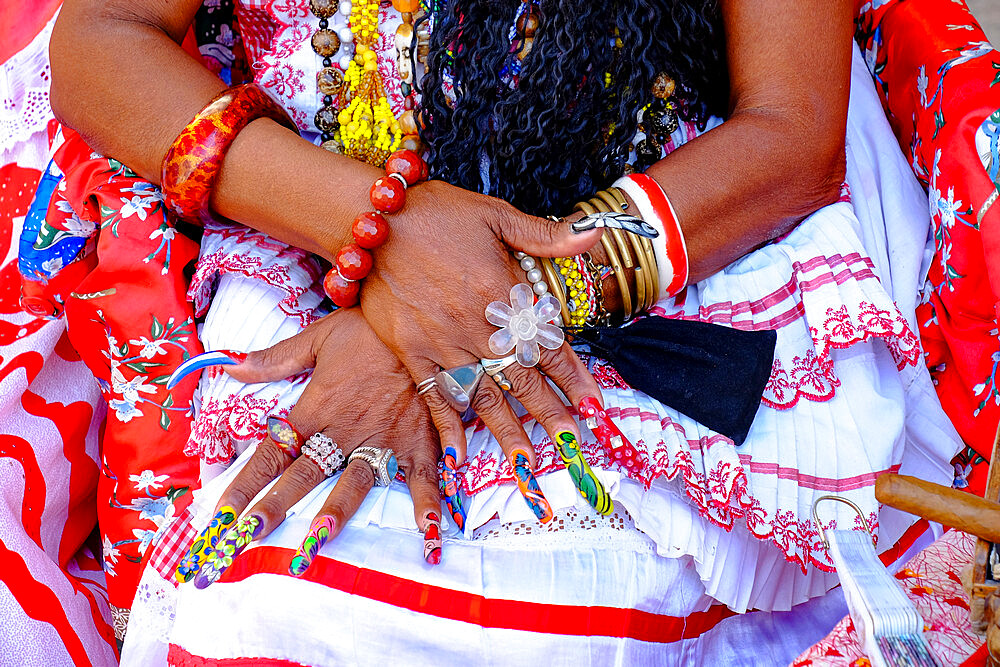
[643,0,853,282]
[49,0,375,260]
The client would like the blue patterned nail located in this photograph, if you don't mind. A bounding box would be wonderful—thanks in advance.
[441,446,466,531]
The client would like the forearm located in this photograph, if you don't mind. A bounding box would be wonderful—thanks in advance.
[49,1,374,259]
[645,104,846,283]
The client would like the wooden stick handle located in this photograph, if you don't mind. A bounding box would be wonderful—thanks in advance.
[875,473,1000,543]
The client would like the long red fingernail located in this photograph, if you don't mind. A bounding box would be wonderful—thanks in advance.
[422,511,441,565]
[578,397,645,475]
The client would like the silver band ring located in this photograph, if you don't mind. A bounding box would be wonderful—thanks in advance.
[348,446,399,486]
[302,433,346,477]
[416,377,437,396]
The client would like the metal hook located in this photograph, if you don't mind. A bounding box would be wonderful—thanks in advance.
[812,494,873,550]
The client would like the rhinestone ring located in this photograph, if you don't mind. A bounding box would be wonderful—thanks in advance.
[302,433,346,477]
[348,446,399,486]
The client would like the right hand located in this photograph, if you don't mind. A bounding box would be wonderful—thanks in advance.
[175,308,444,586]
[360,179,612,514]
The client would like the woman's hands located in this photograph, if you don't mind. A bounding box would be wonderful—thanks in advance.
[359,180,611,512]
[176,308,444,586]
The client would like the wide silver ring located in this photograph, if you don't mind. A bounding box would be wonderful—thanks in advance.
[434,362,484,412]
[302,433,346,477]
[480,354,518,377]
[348,446,399,486]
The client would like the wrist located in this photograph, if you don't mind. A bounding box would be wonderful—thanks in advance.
[212,118,382,262]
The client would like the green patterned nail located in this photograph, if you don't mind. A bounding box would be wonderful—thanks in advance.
[555,431,613,515]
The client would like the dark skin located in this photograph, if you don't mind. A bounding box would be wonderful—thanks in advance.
[48,0,852,556]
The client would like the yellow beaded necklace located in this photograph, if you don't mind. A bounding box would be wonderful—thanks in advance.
[337,0,402,167]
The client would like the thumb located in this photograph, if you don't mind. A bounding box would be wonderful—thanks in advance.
[224,316,332,384]
[166,314,334,389]
[493,210,602,259]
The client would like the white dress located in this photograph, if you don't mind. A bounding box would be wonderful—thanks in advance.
[122,3,962,665]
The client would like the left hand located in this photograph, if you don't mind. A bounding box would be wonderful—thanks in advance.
[176,308,446,587]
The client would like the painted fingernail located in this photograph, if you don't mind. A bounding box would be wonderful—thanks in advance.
[422,511,442,565]
[267,415,303,458]
[441,447,466,531]
[510,448,553,523]
[192,514,263,589]
[289,515,335,577]
[578,397,645,475]
[166,349,248,389]
[570,217,597,234]
[175,505,238,583]
[555,430,613,516]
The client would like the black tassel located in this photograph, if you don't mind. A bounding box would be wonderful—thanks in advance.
[571,317,777,445]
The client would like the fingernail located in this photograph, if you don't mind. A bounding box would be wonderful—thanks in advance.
[193,515,262,589]
[289,515,335,577]
[555,430,613,516]
[578,398,645,474]
[267,415,303,458]
[176,505,238,583]
[422,511,442,565]
[571,217,597,234]
[510,448,553,523]
[166,349,247,389]
[441,447,466,531]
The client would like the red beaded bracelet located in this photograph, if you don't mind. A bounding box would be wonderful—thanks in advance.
[323,149,429,307]
[161,83,298,226]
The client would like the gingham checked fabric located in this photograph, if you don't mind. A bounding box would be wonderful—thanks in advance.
[148,509,197,587]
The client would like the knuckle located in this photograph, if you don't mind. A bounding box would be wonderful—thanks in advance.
[281,459,326,494]
[406,461,440,487]
[471,383,508,418]
[542,347,582,382]
[330,463,374,505]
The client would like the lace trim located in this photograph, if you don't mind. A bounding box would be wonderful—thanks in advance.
[471,504,658,554]
[186,367,308,464]
[131,574,179,647]
[0,13,56,166]
[188,222,324,328]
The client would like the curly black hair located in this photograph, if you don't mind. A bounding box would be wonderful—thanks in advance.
[417,0,728,216]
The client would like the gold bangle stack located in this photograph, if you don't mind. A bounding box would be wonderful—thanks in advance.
[573,188,660,321]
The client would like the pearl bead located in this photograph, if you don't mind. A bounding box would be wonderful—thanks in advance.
[339,27,354,43]
[514,252,526,260]
[532,282,548,296]
[339,54,353,70]
[519,257,535,271]
[526,268,543,283]
[339,0,352,14]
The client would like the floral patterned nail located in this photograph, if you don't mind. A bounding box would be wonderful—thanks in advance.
[289,515,335,577]
[192,515,262,589]
[510,448,553,523]
[267,415,303,458]
[175,505,238,583]
[422,511,442,565]
[441,447,466,531]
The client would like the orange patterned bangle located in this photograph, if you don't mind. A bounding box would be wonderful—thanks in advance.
[161,83,298,225]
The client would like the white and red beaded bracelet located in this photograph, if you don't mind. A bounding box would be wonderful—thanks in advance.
[612,173,689,300]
